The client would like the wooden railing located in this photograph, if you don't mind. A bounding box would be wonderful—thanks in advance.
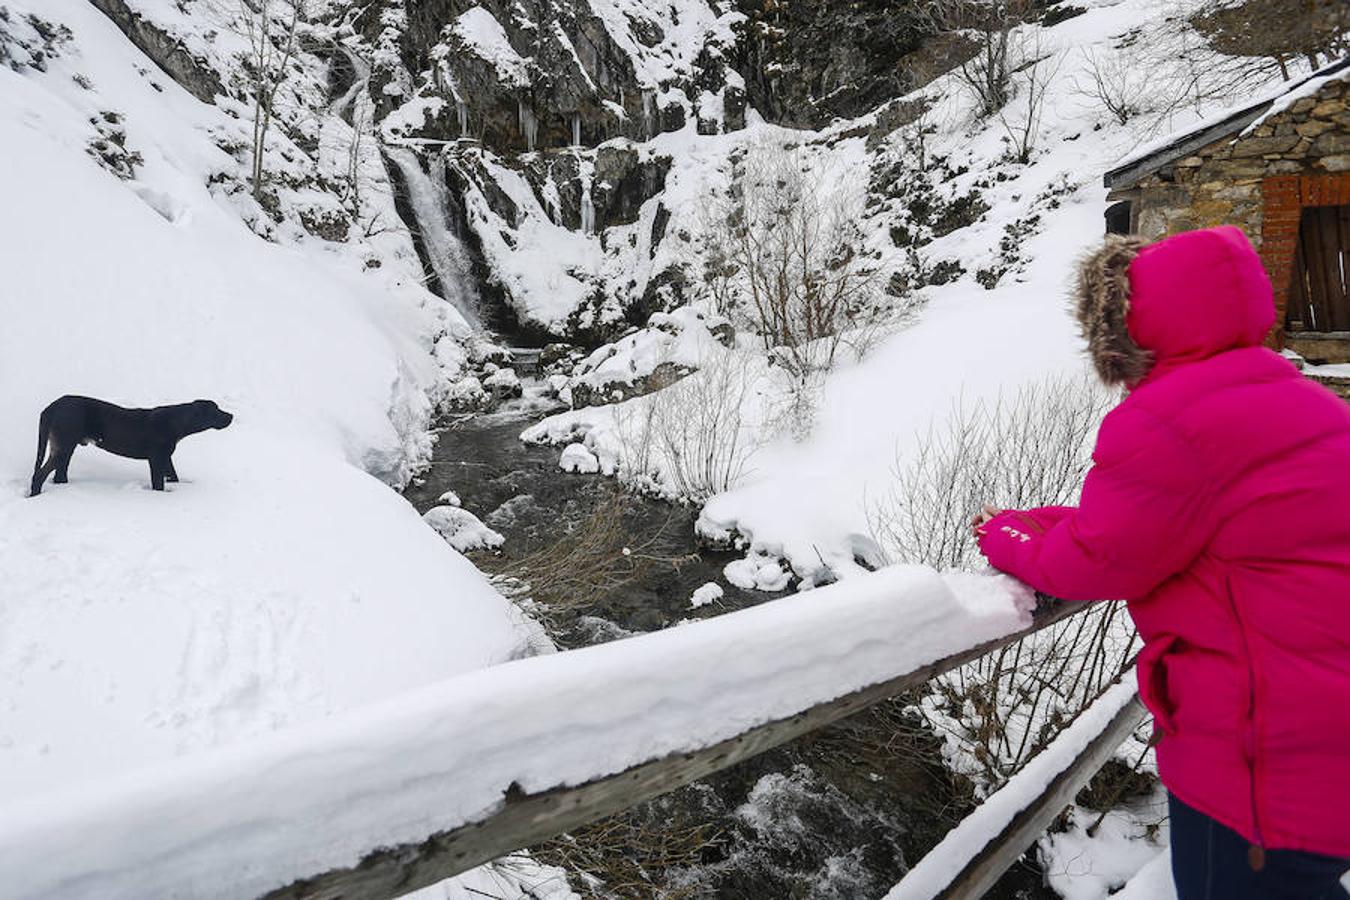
[1,579,1143,900]
[266,599,1093,900]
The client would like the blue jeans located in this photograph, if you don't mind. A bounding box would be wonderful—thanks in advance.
[1170,793,1350,900]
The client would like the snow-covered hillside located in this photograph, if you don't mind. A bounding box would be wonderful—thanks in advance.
[0,0,532,803]
[521,0,1298,584]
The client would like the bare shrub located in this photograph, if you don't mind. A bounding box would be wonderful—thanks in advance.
[869,373,1135,791]
[1193,0,1349,78]
[914,0,1039,117]
[869,373,1116,572]
[926,601,1137,792]
[1118,13,1299,137]
[1070,46,1151,126]
[615,351,767,502]
[236,0,304,199]
[534,813,723,899]
[997,39,1063,164]
[701,144,889,387]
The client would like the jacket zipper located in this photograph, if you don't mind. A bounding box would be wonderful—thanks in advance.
[1224,575,1266,869]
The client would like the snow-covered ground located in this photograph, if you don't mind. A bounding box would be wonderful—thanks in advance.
[0,0,530,808]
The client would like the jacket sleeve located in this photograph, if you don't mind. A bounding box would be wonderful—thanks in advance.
[976,405,1212,602]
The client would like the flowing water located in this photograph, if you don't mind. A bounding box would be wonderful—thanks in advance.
[403,385,1055,900]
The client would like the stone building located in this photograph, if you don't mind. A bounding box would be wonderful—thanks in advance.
[1103,58,1350,377]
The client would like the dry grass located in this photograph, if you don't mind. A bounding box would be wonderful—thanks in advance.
[534,814,725,899]
[481,488,694,620]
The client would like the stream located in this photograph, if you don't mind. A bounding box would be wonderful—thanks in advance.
[403,384,1055,900]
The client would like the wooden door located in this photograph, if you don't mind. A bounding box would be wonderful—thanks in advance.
[1286,204,1350,333]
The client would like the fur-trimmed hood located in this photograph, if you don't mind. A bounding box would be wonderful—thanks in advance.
[1073,226,1275,387]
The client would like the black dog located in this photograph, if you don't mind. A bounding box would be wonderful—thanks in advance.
[30,395,233,496]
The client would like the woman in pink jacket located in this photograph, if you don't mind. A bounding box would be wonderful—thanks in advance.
[974,226,1350,899]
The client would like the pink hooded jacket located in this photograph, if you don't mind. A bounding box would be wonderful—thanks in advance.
[978,226,1350,858]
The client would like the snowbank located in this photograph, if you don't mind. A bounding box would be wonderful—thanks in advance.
[0,567,1037,900]
[0,0,523,806]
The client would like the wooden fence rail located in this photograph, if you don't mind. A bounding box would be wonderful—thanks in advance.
[267,599,1090,900]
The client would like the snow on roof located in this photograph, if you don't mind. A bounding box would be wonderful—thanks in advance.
[1243,57,1350,135]
[453,6,530,88]
[1104,56,1350,188]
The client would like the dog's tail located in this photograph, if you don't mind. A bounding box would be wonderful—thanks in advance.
[34,406,51,473]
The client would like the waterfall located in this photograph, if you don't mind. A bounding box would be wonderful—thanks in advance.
[385,146,483,329]
[517,98,537,152]
[330,47,370,124]
[571,113,582,148]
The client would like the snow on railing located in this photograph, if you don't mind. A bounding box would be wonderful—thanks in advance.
[886,679,1146,900]
[0,567,1092,900]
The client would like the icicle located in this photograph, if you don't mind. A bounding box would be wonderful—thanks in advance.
[517,98,537,153]
[642,89,656,139]
[571,113,582,148]
[456,100,469,139]
[578,153,596,236]
[580,181,595,235]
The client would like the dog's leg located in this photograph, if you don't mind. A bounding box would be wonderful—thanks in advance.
[30,449,58,497]
[29,411,54,497]
[53,444,76,484]
[164,457,179,483]
[149,456,167,491]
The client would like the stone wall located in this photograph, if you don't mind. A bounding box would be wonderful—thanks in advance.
[1123,75,1348,243]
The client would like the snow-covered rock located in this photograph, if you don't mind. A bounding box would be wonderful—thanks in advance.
[724,553,791,593]
[558,442,601,474]
[424,505,506,552]
[483,366,523,401]
[688,582,724,609]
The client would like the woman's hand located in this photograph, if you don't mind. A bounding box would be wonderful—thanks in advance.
[971,504,1002,537]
